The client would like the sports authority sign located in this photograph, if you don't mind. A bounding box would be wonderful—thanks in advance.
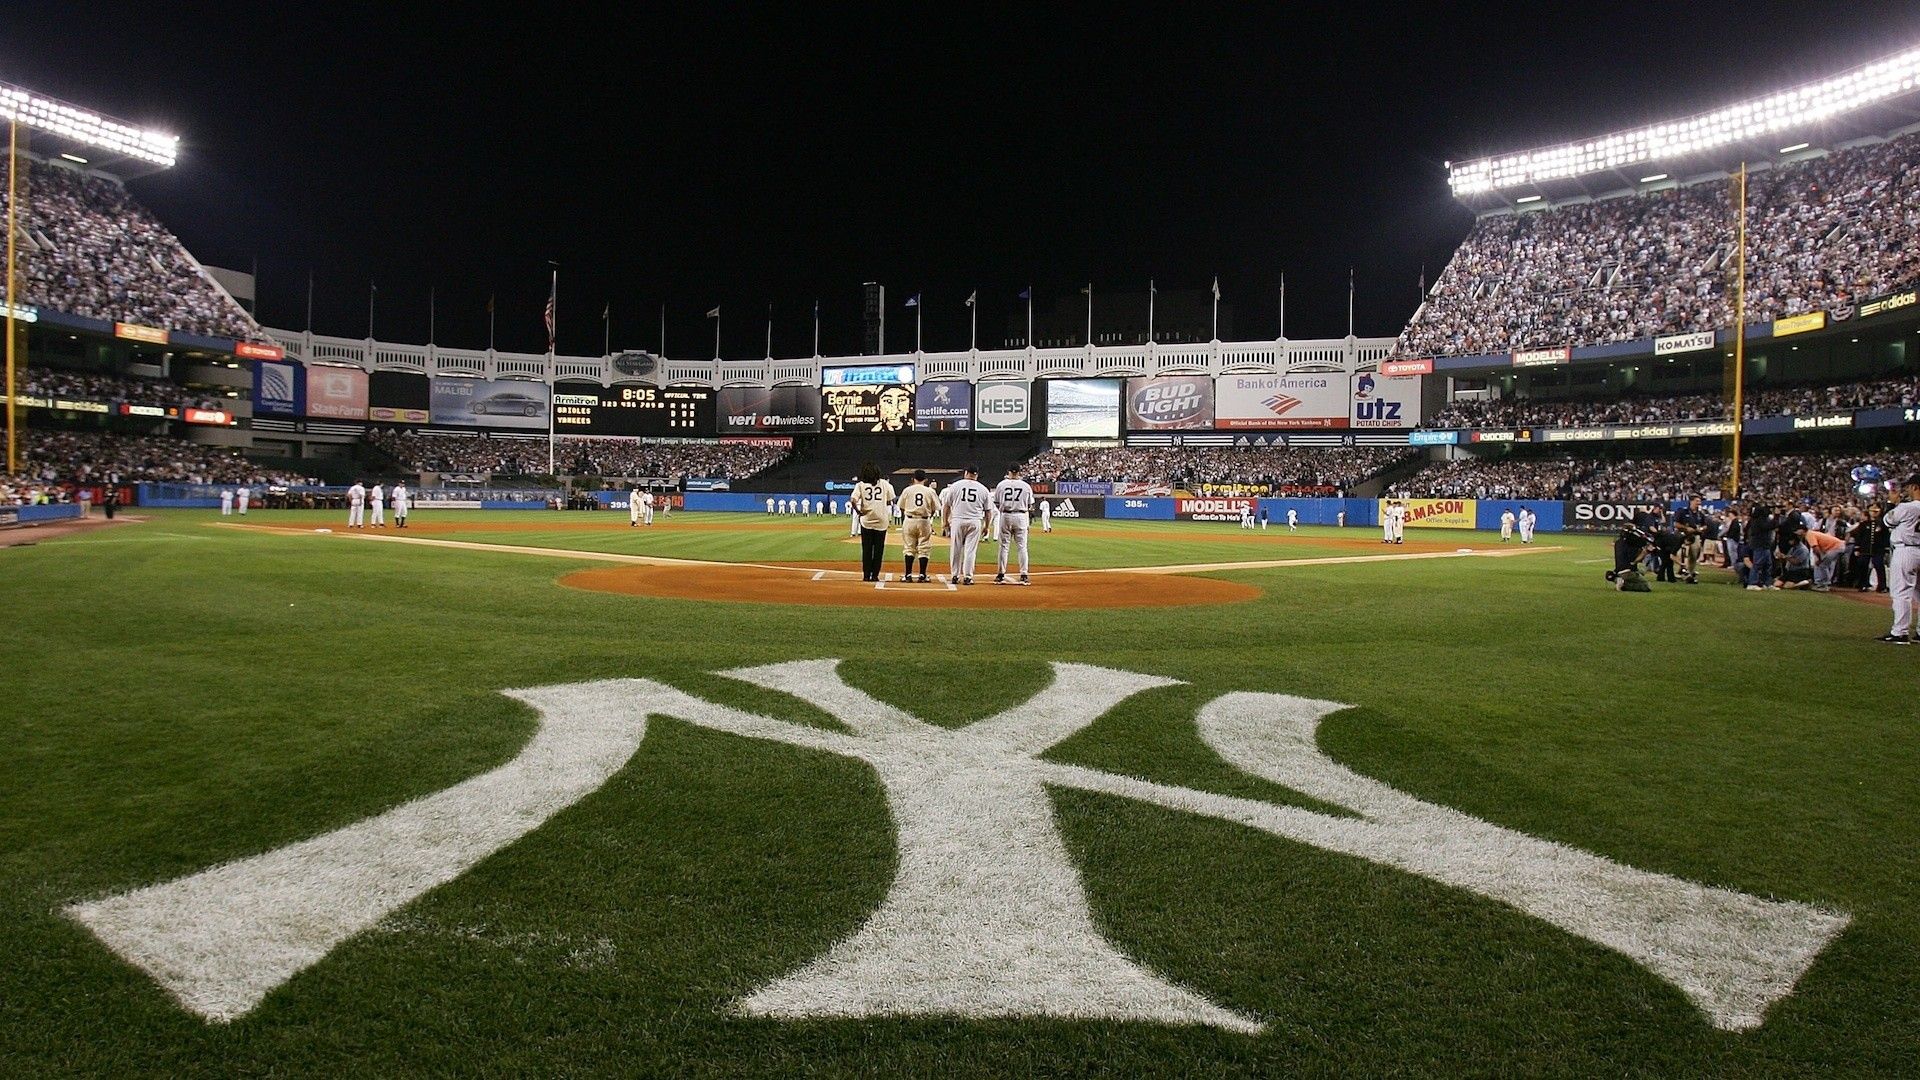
[65,662,1844,1031]
[1215,373,1346,430]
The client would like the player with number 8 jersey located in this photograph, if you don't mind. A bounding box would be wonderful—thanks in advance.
[897,470,939,582]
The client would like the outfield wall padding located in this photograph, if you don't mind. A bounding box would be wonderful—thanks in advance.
[15,504,84,523]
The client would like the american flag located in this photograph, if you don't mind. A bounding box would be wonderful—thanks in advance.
[543,278,556,353]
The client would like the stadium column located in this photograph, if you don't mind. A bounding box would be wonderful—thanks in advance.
[1729,162,1748,496]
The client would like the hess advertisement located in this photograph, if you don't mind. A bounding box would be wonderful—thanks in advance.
[914,381,973,432]
[717,385,821,434]
[1349,372,1421,429]
[1215,373,1347,429]
[429,377,551,429]
[823,383,915,433]
[1124,376,1214,431]
[974,381,1031,432]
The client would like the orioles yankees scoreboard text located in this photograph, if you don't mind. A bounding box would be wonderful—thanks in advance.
[553,386,718,436]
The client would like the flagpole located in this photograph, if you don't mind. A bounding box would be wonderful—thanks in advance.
[305,269,314,333]
[765,303,773,359]
[547,265,557,477]
[1026,287,1033,348]
[714,308,721,360]
[368,280,376,339]
[916,297,922,353]
[488,294,496,351]
[1148,279,1155,344]
[604,303,611,357]
[967,292,976,351]
[429,286,436,345]
[1084,283,1093,346]
[1347,268,1355,338]
[813,301,821,357]
[1210,277,1219,342]
[659,304,666,358]
[1279,273,1286,340]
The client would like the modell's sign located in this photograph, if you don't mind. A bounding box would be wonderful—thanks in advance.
[1511,347,1570,367]
[1859,289,1918,319]
[1654,331,1716,356]
[1176,497,1256,522]
[234,341,285,360]
[1379,358,1434,376]
[115,322,170,345]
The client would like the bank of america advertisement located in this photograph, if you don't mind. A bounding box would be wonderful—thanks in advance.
[429,376,551,429]
[914,381,973,432]
[974,380,1031,432]
[717,385,821,434]
[1124,376,1214,431]
[1349,372,1423,429]
[1215,373,1347,429]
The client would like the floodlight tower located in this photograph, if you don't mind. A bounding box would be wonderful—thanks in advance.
[0,83,179,473]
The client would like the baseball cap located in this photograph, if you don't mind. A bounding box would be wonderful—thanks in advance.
[912,469,926,480]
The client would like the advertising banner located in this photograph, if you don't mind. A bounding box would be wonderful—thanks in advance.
[1350,372,1421,428]
[1045,378,1121,438]
[1215,373,1346,429]
[1379,358,1434,376]
[234,341,285,361]
[1384,497,1477,529]
[554,384,715,436]
[1772,312,1826,337]
[306,365,369,420]
[1041,496,1105,520]
[974,380,1031,432]
[1054,481,1113,496]
[914,381,973,432]
[1654,331,1717,356]
[1106,497,1175,520]
[1511,346,1571,367]
[370,370,430,424]
[717,385,821,434]
[252,359,305,418]
[822,383,915,433]
[1410,429,1460,445]
[1176,497,1257,522]
[1858,287,1918,320]
[1111,482,1175,497]
[1563,500,1663,532]
[430,377,551,429]
[115,322,169,345]
[823,363,916,386]
[1125,376,1213,431]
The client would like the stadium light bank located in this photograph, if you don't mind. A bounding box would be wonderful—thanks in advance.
[0,82,178,168]
[1447,44,1920,196]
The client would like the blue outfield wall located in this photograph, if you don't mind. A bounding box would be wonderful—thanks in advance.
[1474,500,1566,533]
[17,504,84,523]
[1253,498,1377,527]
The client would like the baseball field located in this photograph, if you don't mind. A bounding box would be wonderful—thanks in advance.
[2,509,1914,1077]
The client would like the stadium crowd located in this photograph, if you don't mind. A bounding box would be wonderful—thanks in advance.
[1019,445,1414,493]
[1398,134,1920,357]
[3,160,262,341]
[1424,371,1920,429]
[3,430,307,497]
[15,368,234,411]
[366,430,791,481]
[1394,449,1920,507]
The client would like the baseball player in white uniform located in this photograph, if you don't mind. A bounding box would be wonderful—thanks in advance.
[992,464,1036,585]
[1500,508,1517,542]
[368,483,386,527]
[849,483,861,537]
[235,486,250,515]
[940,465,992,585]
[629,487,645,526]
[1518,507,1536,544]
[347,481,366,528]
[1040,498,1052,533]
[1286,507,1298,531]
[219,488,234,516]
[1880,475,1920,643]
[391,482,409,527]
[897,470,939,582]
[1384,500,1405,544]
[766,497,775,514]
[1240,504,1254,530]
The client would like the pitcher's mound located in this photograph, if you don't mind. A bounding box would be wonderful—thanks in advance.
[559,562,1259,609]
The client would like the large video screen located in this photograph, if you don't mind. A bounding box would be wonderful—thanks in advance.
[717,385,821,434]
[914,381,972,432]
[823,383,916,433]
[1045,379,1121,438]
[369,370,430,424]
[1124,376,1214,431]
[553,384,716,436]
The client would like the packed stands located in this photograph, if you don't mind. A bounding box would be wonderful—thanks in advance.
[1020,445,1415,493]
[0,159,262,341]
[366,430,791,481]
[1398,134,1920,357]
[1424,371,1920,429]
[1394,450,1920,507]
[5,430,308,493]
[17,368,235,411]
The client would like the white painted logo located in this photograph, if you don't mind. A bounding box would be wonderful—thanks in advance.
[66,664,1845,1030]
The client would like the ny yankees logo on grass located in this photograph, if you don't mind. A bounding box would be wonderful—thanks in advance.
[68,663,1847,1030]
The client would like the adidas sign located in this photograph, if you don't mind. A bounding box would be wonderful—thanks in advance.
[1053,499,1080,519]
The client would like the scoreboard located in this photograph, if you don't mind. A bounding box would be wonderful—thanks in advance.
[553,385,716,436]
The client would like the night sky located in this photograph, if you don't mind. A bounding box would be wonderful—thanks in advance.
[9,4,1920,356]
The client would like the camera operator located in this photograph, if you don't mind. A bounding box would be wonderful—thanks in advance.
[1673,495,1709,583]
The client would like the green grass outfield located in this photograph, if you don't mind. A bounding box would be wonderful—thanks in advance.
[1,509,1914,1077]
